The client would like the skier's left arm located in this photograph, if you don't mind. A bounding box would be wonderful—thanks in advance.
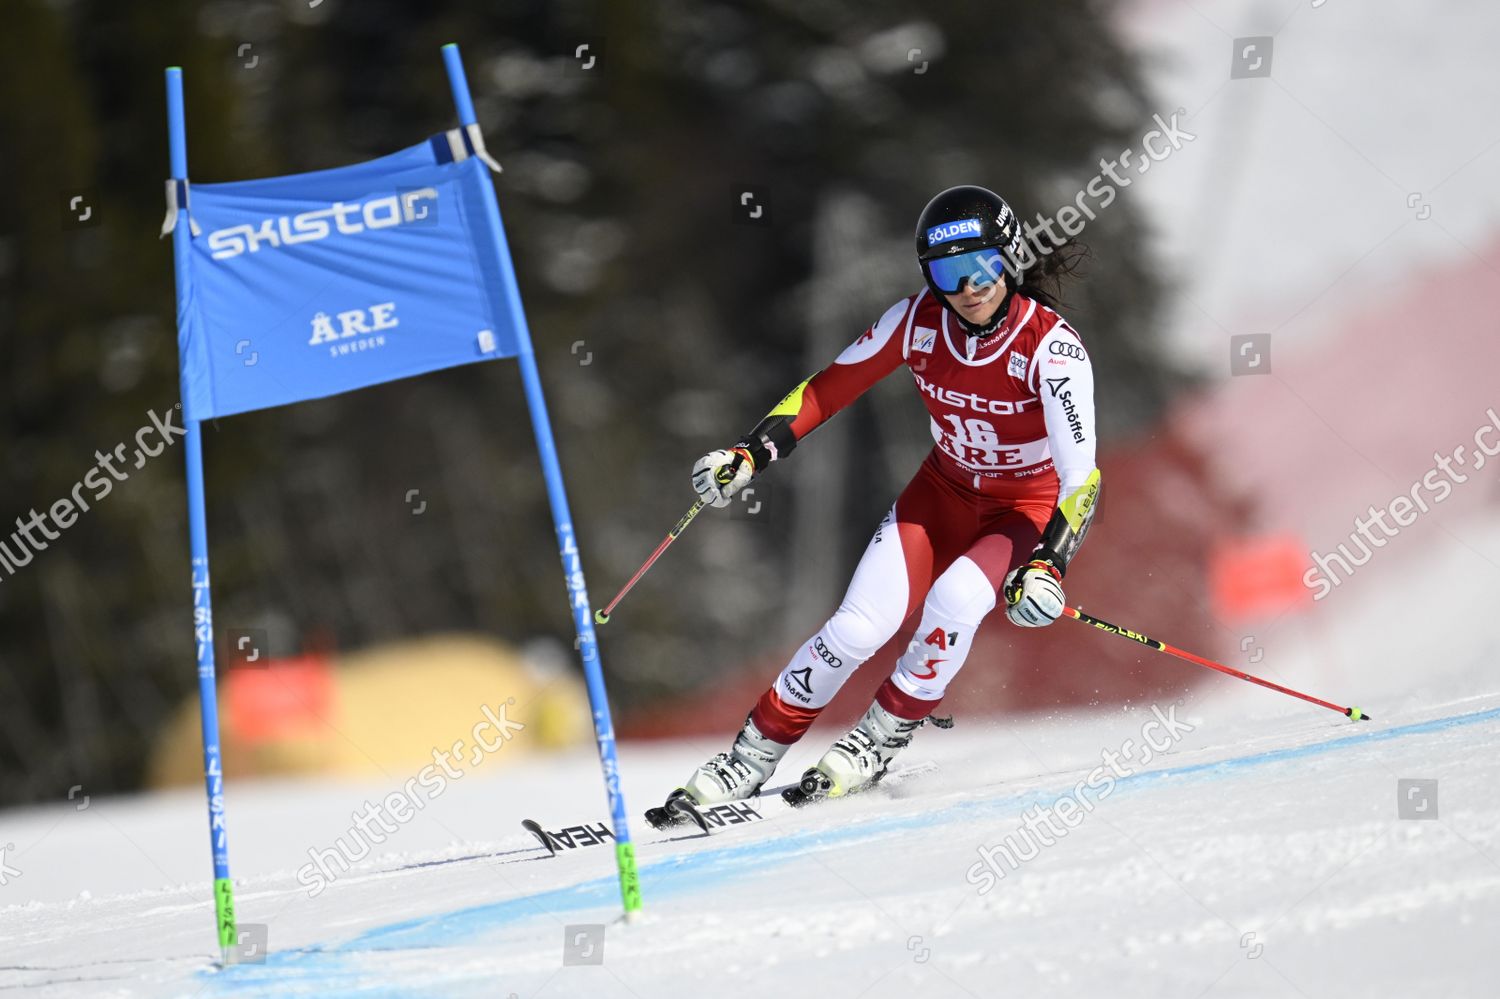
[1005,323,1101,627]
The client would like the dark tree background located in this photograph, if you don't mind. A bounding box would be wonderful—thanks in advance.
[0,0,1174,805]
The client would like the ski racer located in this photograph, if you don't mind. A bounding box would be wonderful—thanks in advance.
[676,185,1101,806]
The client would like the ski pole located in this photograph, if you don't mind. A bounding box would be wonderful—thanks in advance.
[1062,605,1369,721]
[594,499,707,625]
[596,459,747,625]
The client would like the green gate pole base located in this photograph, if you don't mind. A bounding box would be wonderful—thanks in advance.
[215,876,238,965]
[616,842,643,919]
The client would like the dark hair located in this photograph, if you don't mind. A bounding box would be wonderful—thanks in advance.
[1015,240,1090,313]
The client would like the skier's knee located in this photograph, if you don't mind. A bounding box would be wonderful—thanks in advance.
[924,557,999,627]
[775,620,866,712]
[825,604,897,662]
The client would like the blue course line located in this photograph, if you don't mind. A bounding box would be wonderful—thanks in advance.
[1099,703,1500,788]
[200,703,1500,995]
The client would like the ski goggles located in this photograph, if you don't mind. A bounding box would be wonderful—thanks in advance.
[923,247,1008,294]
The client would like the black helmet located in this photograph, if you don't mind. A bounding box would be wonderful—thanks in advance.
[915,185,1024,336]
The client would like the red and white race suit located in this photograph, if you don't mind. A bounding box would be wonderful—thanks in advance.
[745,288,1099,742]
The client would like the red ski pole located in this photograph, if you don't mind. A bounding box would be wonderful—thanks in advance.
[596,459,749,625]
[594,499,707,625]
[1062,605,1369,721]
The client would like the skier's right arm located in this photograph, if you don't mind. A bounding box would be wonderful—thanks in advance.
[692,298,912,507]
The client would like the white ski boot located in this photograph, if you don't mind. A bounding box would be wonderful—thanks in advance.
[645,714,791,831]
[681,713,790,805]
[793,701,922,802]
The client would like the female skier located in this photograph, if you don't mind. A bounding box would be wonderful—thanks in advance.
[678,185,1100,807]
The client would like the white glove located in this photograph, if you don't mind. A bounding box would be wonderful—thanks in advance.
[692,447,755,508]
[1004,559,1065,627]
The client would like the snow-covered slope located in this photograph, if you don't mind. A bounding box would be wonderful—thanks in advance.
[3,675,1497,998]
[6,520,1500,997]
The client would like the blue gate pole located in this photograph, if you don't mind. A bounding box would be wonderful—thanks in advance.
[440,43,643,917]
[165,67,238,963]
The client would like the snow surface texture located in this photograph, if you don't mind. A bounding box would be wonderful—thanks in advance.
[3,503,1497,999]
[8,519,1499,998]
[3,653,1497,997]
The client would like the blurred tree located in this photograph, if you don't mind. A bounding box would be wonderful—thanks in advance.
[0,0,1174,805]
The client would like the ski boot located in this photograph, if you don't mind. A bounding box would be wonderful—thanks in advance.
[645,714,789,830]
[784,701,923,807]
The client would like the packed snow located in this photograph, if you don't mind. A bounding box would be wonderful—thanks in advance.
[3,660,1497,997]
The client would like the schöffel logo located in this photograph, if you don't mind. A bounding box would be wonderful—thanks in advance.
[926,218,982,246]
[1053,379,1086,443]
[207,189,439,261]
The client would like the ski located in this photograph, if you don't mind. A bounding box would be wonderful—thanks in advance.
[518,817,617,857]
[780,767,831,808]
[643,794,767,833]
[643,790,705,832]
[526,759,939,853]
[783,759,941,808]
[522,798,769,854]
[645,759,941,828]
[521,818,557,856]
